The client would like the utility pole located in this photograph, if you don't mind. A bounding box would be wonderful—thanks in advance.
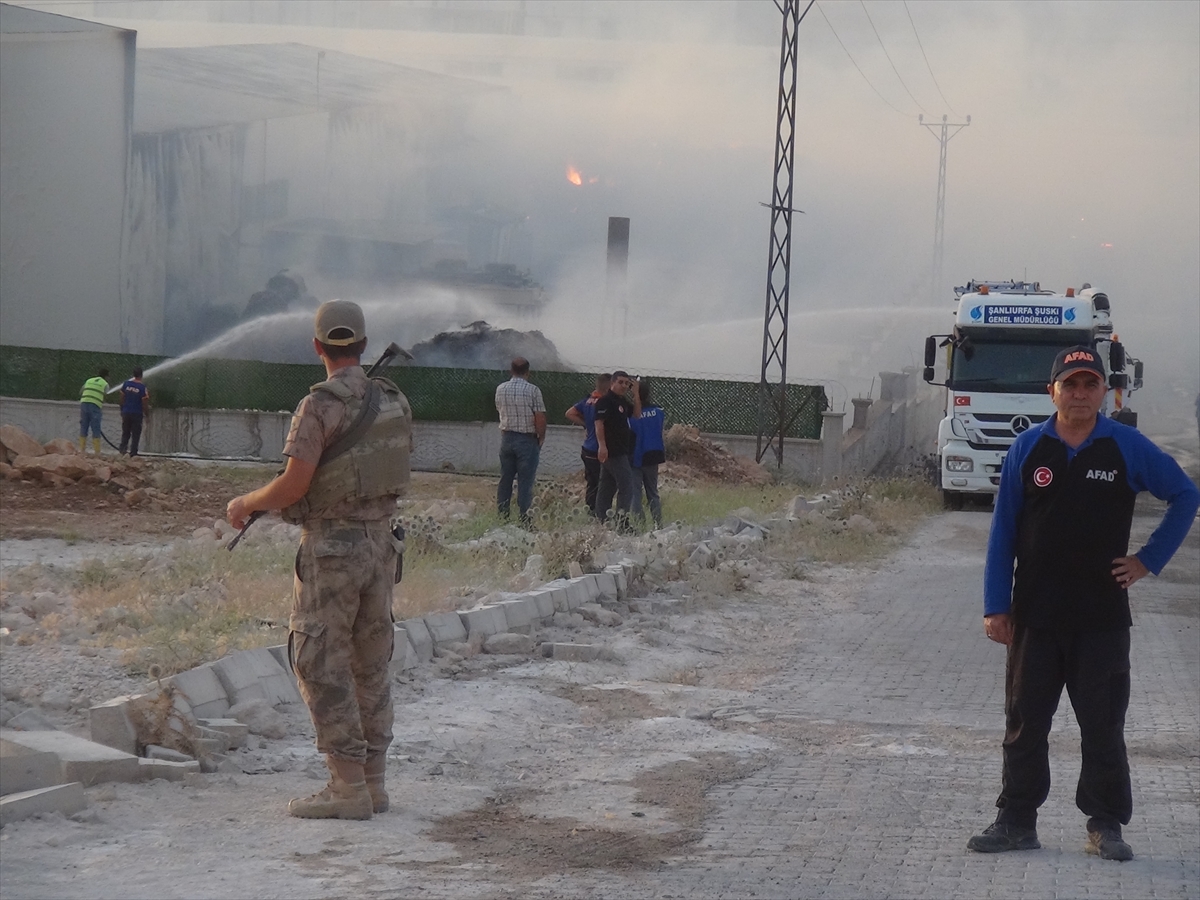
[920,113,969,301]
[755,0,813,468]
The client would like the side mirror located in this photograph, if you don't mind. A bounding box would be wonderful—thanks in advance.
[1109,341,1125,371]
[1109,373,1128,390]
[1132,360,1144,390]
[923,366,935,383]
[924,336,937,368]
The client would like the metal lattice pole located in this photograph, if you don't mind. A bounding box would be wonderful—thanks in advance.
[756,0,812,467]
[920,114,969,301]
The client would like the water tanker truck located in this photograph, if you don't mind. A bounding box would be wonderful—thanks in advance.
[922,280,1143,510]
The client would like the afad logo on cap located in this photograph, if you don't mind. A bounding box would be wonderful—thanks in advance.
[1061,349,1096,365]
[1033,466,1054,488]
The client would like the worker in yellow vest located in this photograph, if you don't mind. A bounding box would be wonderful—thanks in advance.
[79,367,109,454]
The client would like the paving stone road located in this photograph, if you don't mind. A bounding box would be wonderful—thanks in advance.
[519,507,1199,900]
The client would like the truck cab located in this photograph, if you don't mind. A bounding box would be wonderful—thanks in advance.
[923,281,1142,510]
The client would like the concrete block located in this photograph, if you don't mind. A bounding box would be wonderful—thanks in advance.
[145,745,193,763]
[542,586,570,613]
[542,642,602,662]
[88,695,139,755]
[212,648,301,707]
[401,617,434,661]
[195,718,248,749]
[563,578,590,610]
[388,626,418,677]
[138,757,200,782]
[595,571,619,600]
[526,590,556,620]
[458,605,507,639]
[604,565,629,598]
[0,738,62,795]
[167,663,229,719]
[423,611,467,645]
[266,644,290,673]
[0,729,139,787]
[499,597,539,634]
[195,726,232,754]
[0,782,86,825]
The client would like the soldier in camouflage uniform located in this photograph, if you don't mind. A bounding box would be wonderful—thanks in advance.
[227,300,412,820]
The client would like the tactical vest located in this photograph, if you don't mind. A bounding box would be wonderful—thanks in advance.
[281,375,412,524]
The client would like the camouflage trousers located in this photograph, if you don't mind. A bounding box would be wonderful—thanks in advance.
[290,519,396,765]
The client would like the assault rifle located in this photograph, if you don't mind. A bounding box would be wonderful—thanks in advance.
[226,342,405,551]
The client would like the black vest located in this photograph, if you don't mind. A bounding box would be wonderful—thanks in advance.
[1012,433,1135,630]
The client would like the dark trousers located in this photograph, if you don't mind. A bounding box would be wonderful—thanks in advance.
[630,463,662,529]
[581,450,602,516]
[119,412,144,456]
[596,453,635,531]
[497,431,540,523]
[996,623,1132,829]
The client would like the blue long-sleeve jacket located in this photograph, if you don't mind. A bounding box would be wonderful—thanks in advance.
[984,414,1199,629]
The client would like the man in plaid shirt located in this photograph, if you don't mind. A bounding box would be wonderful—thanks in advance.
[495,357,546,525]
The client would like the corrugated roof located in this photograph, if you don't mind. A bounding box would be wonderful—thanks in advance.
[134,42,493,133]
[0,2,125,34]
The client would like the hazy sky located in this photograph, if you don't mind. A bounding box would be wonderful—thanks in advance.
[26,0,1200,429]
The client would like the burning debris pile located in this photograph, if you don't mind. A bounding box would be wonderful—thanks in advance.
[662,425,773,485]
[409,320,573,371]
[242,271,314,321]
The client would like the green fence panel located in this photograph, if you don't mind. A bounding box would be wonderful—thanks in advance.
[1,346,827,439]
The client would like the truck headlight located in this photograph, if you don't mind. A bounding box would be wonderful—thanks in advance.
[945,456,974,472]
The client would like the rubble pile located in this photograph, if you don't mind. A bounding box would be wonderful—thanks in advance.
[0,425,158,505]
[662,424,773,485]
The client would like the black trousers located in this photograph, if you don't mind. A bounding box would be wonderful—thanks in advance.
[581,450,601,516]
[996,623,1132,829]
[119,412,144,456]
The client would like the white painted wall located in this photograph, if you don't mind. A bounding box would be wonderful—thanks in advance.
[0,27,134,351]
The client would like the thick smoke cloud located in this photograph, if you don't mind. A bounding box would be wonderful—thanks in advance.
[33,0,1200,438]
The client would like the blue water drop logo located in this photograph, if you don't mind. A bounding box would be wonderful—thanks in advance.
[970,305,982,321]
[1064,308,1076,322]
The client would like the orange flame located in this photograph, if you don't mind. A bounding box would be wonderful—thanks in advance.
[566,165,582,186]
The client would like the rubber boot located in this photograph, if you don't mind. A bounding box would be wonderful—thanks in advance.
[92,438,102,456]
[78,436,87,452]
[288,756,372,820]
[364,754,389,814]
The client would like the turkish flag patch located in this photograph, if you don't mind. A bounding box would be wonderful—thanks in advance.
[954,395,971,406]
[1033,466,1054,488]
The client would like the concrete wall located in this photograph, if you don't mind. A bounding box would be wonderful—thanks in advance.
[0,371,938,483]
[839,368,942,478]
[0,21,135,353]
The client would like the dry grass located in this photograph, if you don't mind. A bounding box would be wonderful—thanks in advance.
[4,472,940,677]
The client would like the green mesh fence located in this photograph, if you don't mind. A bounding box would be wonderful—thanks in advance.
[1,345,827,439]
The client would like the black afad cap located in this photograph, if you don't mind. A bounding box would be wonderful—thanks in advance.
[1051,345,1106,383]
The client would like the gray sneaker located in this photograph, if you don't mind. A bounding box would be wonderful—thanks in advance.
[1086,825,1133,861]
[967,821,1041,853]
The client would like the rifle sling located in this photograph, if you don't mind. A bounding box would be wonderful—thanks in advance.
[318,380,382,467]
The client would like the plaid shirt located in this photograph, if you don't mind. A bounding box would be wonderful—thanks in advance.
[495,376,546,434]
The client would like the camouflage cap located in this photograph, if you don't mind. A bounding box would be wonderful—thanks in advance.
[314,300,366,346]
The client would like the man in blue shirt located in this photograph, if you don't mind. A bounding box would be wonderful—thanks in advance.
[117,368,151,457]
[968,346,1199,861]
[565,373,611,517]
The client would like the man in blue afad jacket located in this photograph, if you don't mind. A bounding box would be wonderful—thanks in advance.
[968,346,1199,861]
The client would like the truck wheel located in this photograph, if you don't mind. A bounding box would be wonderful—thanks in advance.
[943,491,965,511]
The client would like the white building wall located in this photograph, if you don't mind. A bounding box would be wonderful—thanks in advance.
[0,27,134,352]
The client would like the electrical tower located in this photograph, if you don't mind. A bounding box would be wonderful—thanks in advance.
[756,0,813,467]
[920,113,969,301]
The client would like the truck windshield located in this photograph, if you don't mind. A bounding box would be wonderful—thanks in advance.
[950,340,1082,392]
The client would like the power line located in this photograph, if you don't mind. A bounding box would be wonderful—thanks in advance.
[815,1,908,117]
[903,0,961,118]
[859,0,927,116]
